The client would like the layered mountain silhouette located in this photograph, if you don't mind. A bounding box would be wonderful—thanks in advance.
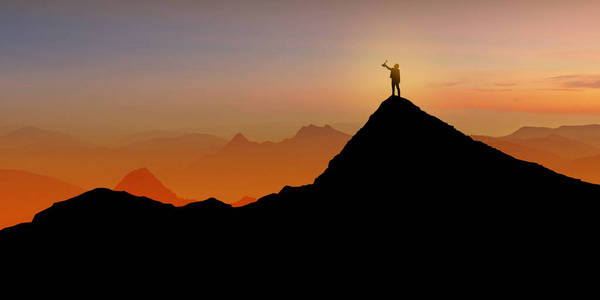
[473,125,600,184]
[0,169,84,228]
[3,96,600,259]
[168,124,352,201]
[0,123,348,201]
[0,126,94,149]
[471,134,566,167]
[118,133,227,169]
[114,168,190,206]
[474,131,600,160]
[508,124,600,146]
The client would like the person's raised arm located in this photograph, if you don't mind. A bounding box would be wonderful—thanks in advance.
[381,62,392,70]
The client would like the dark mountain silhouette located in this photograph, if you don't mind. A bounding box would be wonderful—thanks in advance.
[3,96,600,274]
[114,168,190,206]
[0,169,84,228]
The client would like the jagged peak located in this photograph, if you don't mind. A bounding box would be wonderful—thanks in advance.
[5,94,600,249]
[120,167,155,179]
[221,132,256,151]
[230,132,250,143]
[294,123,342,138]
[114,167,181,203]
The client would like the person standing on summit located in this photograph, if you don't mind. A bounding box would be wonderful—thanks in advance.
[381,60,400,96]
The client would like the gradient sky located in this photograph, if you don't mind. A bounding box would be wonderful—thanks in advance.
[2,0,600,141]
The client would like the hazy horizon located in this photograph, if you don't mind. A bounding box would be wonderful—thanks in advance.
[3,0,600,142]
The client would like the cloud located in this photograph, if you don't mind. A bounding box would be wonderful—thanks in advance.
[471,88,513,92]
[563,80,600,88]
[548,75,583,80]
[547,74,600,89]
[494,82,517,87]
[429,81,463,87]
[536,88,583,92]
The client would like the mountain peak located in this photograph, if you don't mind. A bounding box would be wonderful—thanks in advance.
[114,168,182,204]
[313,95,598,198]
[5,94,600,261]
[294,124,345,139]
[221,132,256,152]
[125,167,153,177]
[507,126,554,139]
[231,132,249,143]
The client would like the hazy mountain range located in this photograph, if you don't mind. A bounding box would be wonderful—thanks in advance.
[4,96,599,276]
[5,105,600,230]
[169,124,352,201]
[0,124,349,227]
[0,169,84,228]
[472,124,600,184]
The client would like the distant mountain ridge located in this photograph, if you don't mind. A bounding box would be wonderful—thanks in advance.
[4,96,599,241]
[114,168,190,206]
[0,169,84,228]
[170,124,352,201]
[0,126,95,148]
[3,96,600,283]
[473,124,600,184]
[506,124,600,146]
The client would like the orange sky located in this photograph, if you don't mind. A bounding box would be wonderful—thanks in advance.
[1,0,600,141]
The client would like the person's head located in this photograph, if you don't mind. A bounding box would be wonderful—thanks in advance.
[394,64,399,69]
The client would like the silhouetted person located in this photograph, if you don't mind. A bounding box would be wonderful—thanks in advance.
[381,60,400,96]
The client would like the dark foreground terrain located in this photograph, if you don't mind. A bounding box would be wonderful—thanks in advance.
[3,96,599,282]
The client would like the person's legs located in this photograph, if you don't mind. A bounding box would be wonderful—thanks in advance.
[392,82,400,96]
